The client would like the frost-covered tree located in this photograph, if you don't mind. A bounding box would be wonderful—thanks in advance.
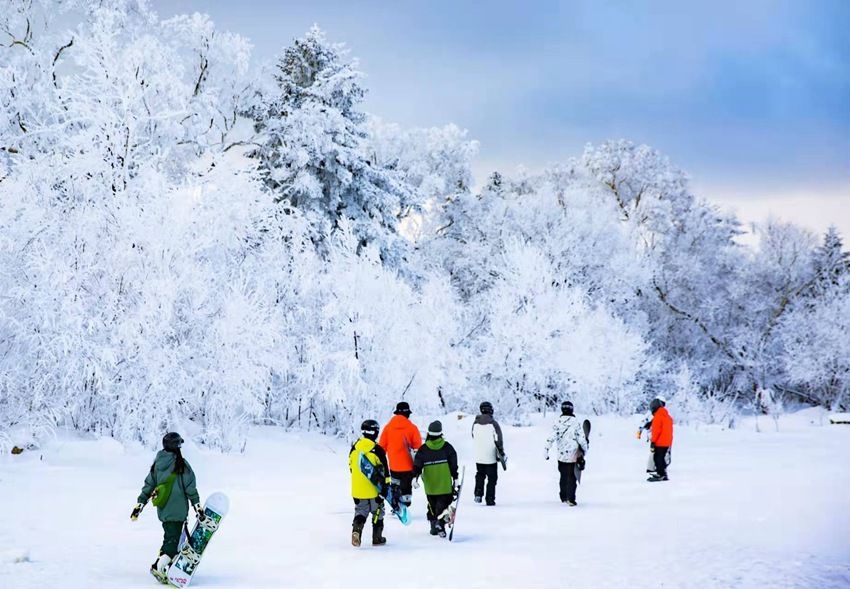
[3,6,846,452]
[779,280,850,410]
[0,0,283,450]
[367,119,479,243]
[775,227,850,410]
[265,232,463,433]
[728,221,817,404]
[576,141,746,397]
[248,27,411,261]
[810,226,850,296]
[470,240,651,415]
[428,161,657,416]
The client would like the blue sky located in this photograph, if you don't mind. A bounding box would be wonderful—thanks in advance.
[156,0,850,233]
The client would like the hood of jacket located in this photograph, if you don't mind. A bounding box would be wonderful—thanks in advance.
[425,437,446,451]
[153,450,177,473]
[386,414,413,429]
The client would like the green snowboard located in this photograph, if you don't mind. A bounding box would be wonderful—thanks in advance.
[166,492,229,587]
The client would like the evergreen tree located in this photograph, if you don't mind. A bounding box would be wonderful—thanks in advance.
[811,226,850,295]
[249,26,410,259]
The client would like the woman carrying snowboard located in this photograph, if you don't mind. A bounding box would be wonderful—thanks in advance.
[131,432,204,581]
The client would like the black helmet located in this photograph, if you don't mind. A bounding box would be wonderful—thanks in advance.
[360,419,380,440]
[479,401,494,415]
[393,401,411,416]
[162,432,184,452]
[561,400,574,416]
[650,398,664,413]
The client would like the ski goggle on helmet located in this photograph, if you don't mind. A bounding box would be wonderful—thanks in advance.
[360,419,380,438]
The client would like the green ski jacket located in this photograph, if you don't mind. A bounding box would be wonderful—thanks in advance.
[138,450,200,522]
[412,437,458,496]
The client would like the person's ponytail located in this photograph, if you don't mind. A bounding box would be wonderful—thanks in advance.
[173,448,186,474]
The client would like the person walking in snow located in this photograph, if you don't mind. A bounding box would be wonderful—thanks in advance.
[413,420,459,538]
[130,432,204,582]
[379,402,423,509]
[544,401,588,506]
[648,397,673,482]
[472,401,505,506]
[348,419,391,547]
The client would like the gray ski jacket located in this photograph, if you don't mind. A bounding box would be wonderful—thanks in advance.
[471,414,504,464]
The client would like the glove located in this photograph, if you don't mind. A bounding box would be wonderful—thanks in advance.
[412,477,420,490]
[381,477,394,500]
[650,442,656,452]
[130,502,144,521]
[193,503,206,523]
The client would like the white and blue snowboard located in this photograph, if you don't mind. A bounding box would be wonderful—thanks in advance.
[166,492,229,588]
[358,453,410,525]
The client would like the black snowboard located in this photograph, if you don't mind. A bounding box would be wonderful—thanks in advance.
[575,419,591,484]
[495,445,507,471]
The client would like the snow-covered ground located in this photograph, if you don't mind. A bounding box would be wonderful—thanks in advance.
[2,410,849,589]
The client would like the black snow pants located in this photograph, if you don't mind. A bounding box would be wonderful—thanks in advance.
[160,521,184,558]
[557,461,578,502]
[390,470,414,506]
[474,463,498,504]
[426,493,454,525]
[653,446,670,477]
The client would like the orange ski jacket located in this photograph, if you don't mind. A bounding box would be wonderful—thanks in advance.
[378,414,423,472]
[651,406,674,447]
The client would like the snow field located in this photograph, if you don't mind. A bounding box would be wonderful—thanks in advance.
[1,410,849,589]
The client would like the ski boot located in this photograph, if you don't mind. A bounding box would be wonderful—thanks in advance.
[647,474,669,482]
[566,499,577,507]
[437,521,447,539]
[150,552,171,584]
[474,496,482,504]
[429,519,440,536]
[372,521,386,546]
[351,518,365,547]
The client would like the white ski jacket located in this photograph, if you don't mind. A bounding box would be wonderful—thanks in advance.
[544,415,588,463]
[471,414,504,464]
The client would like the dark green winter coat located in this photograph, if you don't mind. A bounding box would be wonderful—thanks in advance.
[412,437,458,496]
[137,450,200,522]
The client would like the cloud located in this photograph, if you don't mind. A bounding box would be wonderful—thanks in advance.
[154,0,850,215]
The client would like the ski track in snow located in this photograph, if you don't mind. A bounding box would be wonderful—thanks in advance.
[1,411,849,589]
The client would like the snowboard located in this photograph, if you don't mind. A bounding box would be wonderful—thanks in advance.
[447,466,465,542]
[646,446,672,474]
[575,419,591,484]
[495,445,508,471]
[166,492,229,588]
[358,452,410,525]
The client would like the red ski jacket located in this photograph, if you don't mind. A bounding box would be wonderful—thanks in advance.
[651,407,674,447]
[378,414,422,472]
